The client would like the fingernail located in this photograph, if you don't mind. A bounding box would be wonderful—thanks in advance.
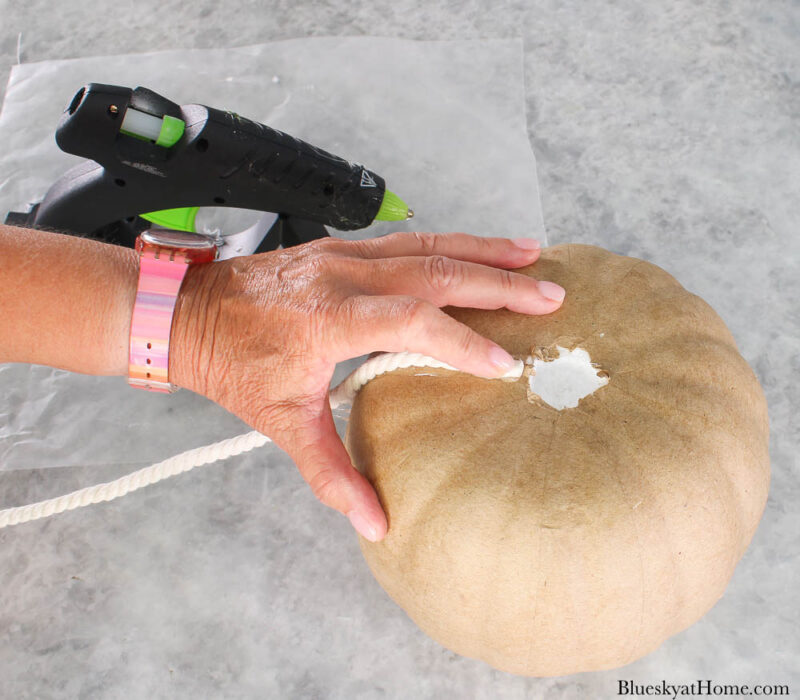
[512,237,541,250]
[489,346,516,370]
[538,280,566,302]
[348,509,379,542]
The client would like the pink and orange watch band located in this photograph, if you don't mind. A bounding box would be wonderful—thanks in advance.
[128,230,217,393]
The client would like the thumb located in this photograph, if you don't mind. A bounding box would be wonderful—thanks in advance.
[284,402,388,542]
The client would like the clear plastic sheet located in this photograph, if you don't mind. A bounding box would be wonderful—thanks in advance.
[0,38,544,474]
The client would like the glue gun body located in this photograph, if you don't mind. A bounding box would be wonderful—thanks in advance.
[5,83,411,252]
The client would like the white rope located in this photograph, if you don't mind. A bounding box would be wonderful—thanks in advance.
[0,352,524,529]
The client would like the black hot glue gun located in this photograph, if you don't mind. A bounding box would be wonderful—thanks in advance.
[4,83,413,257]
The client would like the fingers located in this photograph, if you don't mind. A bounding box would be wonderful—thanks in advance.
[333,295,521,378]
[347,231,544,269]
[278,400,388,542]
[348,254,565,314]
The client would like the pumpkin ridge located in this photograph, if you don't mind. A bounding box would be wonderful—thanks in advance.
[522,416,559,671]
[606,326,752,377]
[473,414,540,657]
[359,381,527,552]
[591,296,719,357]
[392,392,527,611]
[394,389,526,522]
[601,394,734,663]
[600,380,752,625]
[587,387,690,655]
[380,400,535,661]
[562,400,649,665]
[604,381,766,469]
[616,368,767,479]
[613,258,649,287]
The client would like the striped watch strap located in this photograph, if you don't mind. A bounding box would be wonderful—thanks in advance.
[128,248,190,393]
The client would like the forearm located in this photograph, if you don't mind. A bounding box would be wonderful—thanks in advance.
[0,224,138,376]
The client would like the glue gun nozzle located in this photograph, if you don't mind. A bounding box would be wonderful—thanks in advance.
[375,189,413,222]
[406,209,414,220]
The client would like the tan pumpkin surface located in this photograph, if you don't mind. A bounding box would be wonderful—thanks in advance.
[345,244,770,676]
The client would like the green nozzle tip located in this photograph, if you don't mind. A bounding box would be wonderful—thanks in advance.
[375,190,412,221]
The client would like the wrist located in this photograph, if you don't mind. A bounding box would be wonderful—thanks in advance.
[168,261,224,395]
[107,245,140,375]
[0,225,141,376]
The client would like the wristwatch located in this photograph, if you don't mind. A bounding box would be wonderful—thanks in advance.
[128,229,218,393]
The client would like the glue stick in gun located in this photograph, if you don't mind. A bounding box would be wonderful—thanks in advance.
[5,83,413,253]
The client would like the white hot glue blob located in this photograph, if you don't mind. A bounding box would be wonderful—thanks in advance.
[529,346,609,410]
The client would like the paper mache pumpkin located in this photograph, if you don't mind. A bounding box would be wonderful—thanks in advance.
[345,244,770,676]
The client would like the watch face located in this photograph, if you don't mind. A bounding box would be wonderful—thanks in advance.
[141,229,217,250]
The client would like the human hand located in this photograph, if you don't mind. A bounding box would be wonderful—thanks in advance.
[169,232,565,541]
